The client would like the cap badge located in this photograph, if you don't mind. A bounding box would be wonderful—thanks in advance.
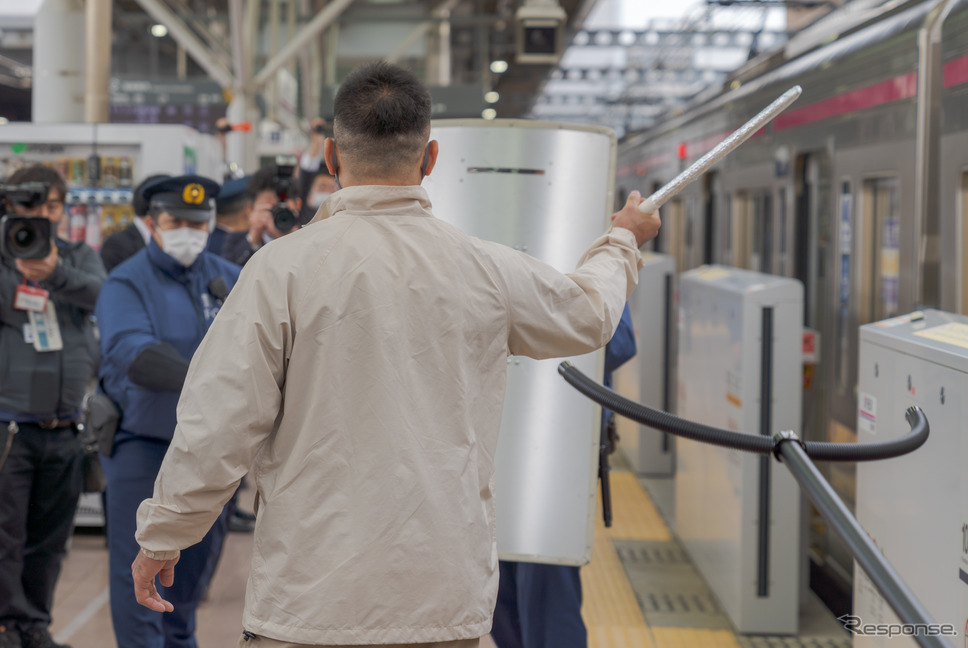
[183,183,205,205]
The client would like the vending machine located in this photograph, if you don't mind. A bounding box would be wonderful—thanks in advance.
[0,123,221,251]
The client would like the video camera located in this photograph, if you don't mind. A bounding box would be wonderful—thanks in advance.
[0,182,52,259]
[270,155,302,233]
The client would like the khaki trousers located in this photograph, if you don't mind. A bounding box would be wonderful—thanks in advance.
[237,634,481,648]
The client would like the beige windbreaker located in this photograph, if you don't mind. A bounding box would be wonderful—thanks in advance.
[135,184,644,645]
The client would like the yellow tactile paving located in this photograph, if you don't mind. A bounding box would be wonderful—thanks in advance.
[650,628,742,648]
[581,507,656,648]
[581,470,742,648]
[607,470,672,542]
[588,626,657,648]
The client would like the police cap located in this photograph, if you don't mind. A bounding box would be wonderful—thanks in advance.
[216,175,251,213]
[140,175,220,223]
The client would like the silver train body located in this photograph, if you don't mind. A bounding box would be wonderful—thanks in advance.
[616,0,968,602]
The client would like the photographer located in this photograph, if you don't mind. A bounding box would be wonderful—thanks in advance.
[219,163,302,267]
[95,175,240,648]
[0,165,105,648]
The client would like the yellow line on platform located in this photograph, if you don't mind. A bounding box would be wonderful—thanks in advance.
[607,471,671,542]
[581,470,741,648]
[650,628,742,648]
[581,505,656,648]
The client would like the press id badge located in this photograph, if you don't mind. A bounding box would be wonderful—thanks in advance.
[14,282,49,313]
[27,301,63,352]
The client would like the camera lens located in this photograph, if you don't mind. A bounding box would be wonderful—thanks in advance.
[13,224,35,248]
[271,203,296,233]
[0,216,51,259]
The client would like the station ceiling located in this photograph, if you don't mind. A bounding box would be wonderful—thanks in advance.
[0,0,795,138]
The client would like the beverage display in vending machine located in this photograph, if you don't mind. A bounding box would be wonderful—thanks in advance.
[68,197,87,243]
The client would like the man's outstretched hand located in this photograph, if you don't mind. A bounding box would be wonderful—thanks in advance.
[611,191,661,248]
[132,548,180,612]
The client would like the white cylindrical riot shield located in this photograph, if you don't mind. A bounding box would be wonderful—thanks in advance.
[424,119,617,565]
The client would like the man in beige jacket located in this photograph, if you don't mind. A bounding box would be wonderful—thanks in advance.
[130,61,661,648]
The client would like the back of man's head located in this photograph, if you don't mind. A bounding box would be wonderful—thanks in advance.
[333,61,432,179]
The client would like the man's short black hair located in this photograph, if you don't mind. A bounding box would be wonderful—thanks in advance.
[246,165,301,201]
[6,164,67,201]
[333,61,432,178]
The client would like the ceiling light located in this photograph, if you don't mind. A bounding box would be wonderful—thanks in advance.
[482,108,497,120]
[484,91,500,104]
[150,24,168,38]
[490,60,508,74]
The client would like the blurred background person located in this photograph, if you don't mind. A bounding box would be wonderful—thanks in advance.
[219,163,302,267]
[0,164,105,648]
[206,175,251,256]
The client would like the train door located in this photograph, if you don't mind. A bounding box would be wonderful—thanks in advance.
[776,185,794,277]
[733,189,772,271]
[794,153,829,432]
[683,194,704,271]
[703,172,720,265]
[650,180,664,255]
[722,192,735,267]
[793,153,853,608]
[663,198,687,272]
[822,174,900,592]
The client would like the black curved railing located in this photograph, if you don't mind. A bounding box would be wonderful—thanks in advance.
[558,361,942,648]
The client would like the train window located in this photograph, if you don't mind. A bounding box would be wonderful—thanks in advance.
[835,181,853,395]
[861,177,901,322]
[723,193,733,266]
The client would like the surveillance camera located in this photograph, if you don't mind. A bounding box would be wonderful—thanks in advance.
[515,0,566,64]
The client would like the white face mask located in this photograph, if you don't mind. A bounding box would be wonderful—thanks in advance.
[160,227,209,267]
[308,191,331,209]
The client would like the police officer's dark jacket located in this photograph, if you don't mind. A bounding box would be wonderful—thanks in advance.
[96,239,241,442]
[0,240,105,418]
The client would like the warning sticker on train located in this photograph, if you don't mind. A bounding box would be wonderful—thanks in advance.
[914,322,968,350]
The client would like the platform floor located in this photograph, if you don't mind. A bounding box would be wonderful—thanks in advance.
[49,467,851,647]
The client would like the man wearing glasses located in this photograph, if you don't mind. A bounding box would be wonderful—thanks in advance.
[0,165,106,648]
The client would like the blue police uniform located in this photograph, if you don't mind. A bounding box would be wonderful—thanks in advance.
[492,304,636,648]
[94,176,241,648]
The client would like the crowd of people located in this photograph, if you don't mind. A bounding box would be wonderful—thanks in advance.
[0,61,659,648]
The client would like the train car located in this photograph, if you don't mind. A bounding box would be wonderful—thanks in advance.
[617,0,968,612]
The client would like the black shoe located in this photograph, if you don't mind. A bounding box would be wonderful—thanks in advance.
[0,626,22,648]
[20,627,69,648]
[228,511,255,533]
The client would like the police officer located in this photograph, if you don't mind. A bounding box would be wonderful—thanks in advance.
[206,175,251,256]
[95,175,240,648]
[0,165,104,648]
